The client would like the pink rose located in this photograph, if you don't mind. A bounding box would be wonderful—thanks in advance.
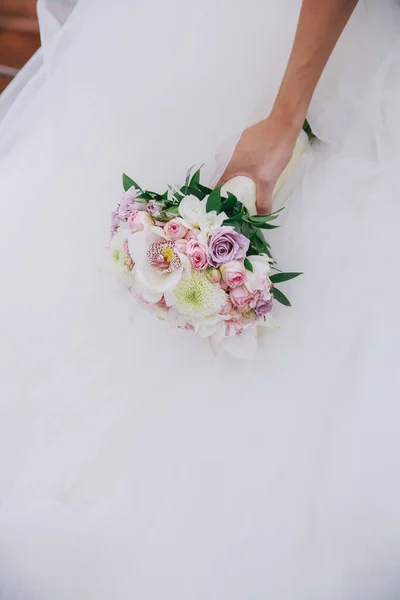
[187,239,208,270]
[174,239,188,254]
[164,219,188,241]
[220,260,246,289]
[128,211,154,232]
[185,229,199,242]
[220,280,229,292]
[230,285,253,308]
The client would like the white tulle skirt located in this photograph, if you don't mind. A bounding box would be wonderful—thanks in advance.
[1,1,400,598]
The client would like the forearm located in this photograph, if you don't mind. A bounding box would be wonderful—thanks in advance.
[272,0,359,131]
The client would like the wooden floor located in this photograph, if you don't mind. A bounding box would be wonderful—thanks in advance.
[0,0,40,93]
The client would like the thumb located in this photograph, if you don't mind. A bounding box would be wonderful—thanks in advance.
[256,178,273,215]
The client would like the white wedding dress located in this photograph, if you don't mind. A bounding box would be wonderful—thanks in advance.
[1,0,400,598]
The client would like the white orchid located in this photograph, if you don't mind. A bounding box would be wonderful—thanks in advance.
[128,230,183,305]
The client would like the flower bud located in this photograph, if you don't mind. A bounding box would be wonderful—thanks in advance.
[206,268,221,283]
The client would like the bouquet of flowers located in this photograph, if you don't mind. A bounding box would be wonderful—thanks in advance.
[109,155,304,358]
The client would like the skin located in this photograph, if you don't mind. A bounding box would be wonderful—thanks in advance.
[218,0,360,214]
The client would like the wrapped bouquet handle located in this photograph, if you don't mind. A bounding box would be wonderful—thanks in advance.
[221,129,309,216]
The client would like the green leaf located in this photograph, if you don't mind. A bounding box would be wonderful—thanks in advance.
[137,192,153,200]
[240,221,253,240]
[221,192,238,214]
[244,258,253,272]
[246,214,280,224]
[165,205,180,215]
[302,118,315,140]
[162,189,169,199]
[246,245,259,256]
[122,173,141,192]
[195,183,213,195]
[272,287,291,307]
[183,186,205,200]
[270,272,303,284]
[206,184,223,213]
[255,222,279,230]
[189,168,202,187]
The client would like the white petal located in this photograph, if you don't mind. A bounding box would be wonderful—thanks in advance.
[164,290,177,307]
[222,177,257,216]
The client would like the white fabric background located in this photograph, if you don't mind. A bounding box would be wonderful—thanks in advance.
[0,1,400,598]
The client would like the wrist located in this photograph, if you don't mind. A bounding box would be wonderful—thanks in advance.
[269,102,307,138]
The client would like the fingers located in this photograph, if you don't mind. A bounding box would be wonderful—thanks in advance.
[256,178,273,215]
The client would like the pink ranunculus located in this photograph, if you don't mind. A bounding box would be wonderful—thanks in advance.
[206,268,221,284]
[164,218,188,241]
[187,239,208,270]
[185,229,199,242]
[220,298,234,315]
[128,210,154,232]
[174,238,188,254]
[220,260,246,289]
[230,285,253,308]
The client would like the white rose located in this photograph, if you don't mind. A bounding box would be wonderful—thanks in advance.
[245,254,272,292]
[221,130,309,215]
[198,210,227,235]
[221,177,258,216]
[178,195,207,228]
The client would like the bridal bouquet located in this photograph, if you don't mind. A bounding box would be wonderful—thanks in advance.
[109,160,304,359]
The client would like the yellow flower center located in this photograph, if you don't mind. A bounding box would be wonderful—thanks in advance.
[162,246,174,264]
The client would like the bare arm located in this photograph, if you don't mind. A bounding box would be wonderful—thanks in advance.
[218,0,359,213]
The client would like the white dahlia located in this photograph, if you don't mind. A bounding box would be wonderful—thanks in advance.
[174,271,226,321]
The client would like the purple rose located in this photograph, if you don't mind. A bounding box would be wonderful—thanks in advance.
[208,226,250,268]
[118,187,146,219]
[255,293,273,318]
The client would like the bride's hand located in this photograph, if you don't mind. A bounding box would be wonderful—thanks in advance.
[217,113,300,214]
